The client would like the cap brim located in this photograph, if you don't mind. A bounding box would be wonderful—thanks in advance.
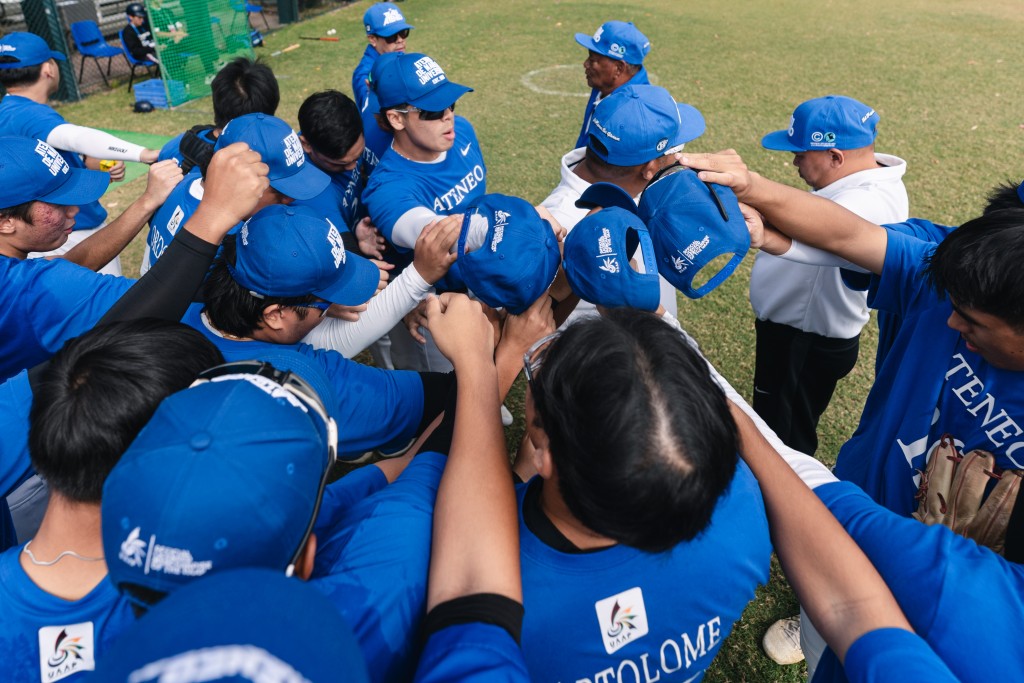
[51,51,66,62]
[37,167,109,206]
[315,251,381,307]
[576,182,638,215]
[575,33,617,59]
[408,82,472,112]
[672,103,706,146]
[270,162,330,201]
[761,129,805,152]
[376,21,413,36]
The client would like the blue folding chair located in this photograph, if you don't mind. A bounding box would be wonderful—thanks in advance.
[70,21,123,88]
[119,28,158,92]
[230,0,269,31]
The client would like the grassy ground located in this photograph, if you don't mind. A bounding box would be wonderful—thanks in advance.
[51,0,1023,679]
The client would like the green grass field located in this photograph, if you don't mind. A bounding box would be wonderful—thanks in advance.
[52,0,1023,679]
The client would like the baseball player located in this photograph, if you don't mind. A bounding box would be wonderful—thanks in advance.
[573,21,651,148]
[353,2,414,172]
[0,32,163,275]
[750,95,908,457]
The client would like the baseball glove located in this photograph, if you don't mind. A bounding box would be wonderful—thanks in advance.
[178,124,216,176]
[913,433,1023,555]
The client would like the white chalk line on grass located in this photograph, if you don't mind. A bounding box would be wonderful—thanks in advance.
[521,64,659,97]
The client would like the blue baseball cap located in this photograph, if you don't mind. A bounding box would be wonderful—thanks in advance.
[0,137,109,210]
[448,194,561,314]
[93,568,370,682]
[364,2,413,36]
[102,367,334,600]
[575,181,637,214]
[370,52,472,111]
[638,168,751,299]
[574,21,650,65]
[0,32,65,69]
[762,95,879,152]
[229,204,381,307]
[563,207,660,311]
[588,85,705,166]
[215,113,328,200]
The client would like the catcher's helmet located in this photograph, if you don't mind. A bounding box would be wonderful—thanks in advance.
[134,100,155,113]
[126,3,146,17]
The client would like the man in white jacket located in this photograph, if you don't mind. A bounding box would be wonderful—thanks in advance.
[750,95,908,458]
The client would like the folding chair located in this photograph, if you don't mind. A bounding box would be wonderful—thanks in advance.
[230,0,269,31]
[70,21,123,88]
[119,28,158,92]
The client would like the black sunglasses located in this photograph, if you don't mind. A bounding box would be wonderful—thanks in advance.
[391,101,456,121]
[380,29,410,43]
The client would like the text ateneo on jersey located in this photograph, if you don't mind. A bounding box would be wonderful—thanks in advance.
[431,165,485,213]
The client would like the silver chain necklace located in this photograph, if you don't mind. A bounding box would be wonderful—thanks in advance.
[21,540,104,566]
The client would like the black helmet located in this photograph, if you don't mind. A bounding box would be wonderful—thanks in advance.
[134,100,155,113]
[126,3,146,17]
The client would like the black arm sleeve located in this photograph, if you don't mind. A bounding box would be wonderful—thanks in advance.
[414,371,458,455]
[97,229,219,326]
[421,593,525,644]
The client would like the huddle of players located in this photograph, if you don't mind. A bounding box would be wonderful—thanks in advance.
[0,3,1021,681]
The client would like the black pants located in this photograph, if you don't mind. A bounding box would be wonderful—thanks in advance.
[752,319,860,455]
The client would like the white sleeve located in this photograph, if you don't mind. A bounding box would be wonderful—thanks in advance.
[391,208,487,253]
[777,240,867,272]
[301,265,434,357]
[45,124,147,162]
[659,312,840,490]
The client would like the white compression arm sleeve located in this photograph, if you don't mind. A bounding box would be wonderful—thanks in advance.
[46,124,147,162]
[301,264,434,358]
[660,312,839,490]
[391,208,488,252]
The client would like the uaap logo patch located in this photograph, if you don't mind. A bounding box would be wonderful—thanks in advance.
[594,587,649,654]
[38,622,95,682]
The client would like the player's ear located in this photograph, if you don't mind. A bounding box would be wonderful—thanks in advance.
[260,303,286,331]
[830,149,845,167]
[294,533,317,581]
[299,134,313,156]
[385,109,407,132]
[0,215,17,235]
[640,158,663,181]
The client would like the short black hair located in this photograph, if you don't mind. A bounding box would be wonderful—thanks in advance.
[584,143,643,179]
[983,182,1024,215]
[532,309,738,552]
[202,241,316,338]
[0,200,35,223]
[28,320,223,503]
[926,208,1024,330]
[0,56,43,89]
[298,90,363,160]
[210,58,280,129]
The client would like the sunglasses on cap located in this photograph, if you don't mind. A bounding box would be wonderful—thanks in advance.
[378,28,410,43]
[391,102,456,121]
[190,360,338,576]
[297,300,332,319]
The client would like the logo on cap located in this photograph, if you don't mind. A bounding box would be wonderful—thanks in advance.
[861,109,876,123]
[414,56,445,86]
[811,132,823,143]
[282,132,304,168]
[609,43,626,57]
[787,115,795,137]
[119,527,147,567]
[591,117,620,142]
[35,140,68,176]
[0,45,15,54]
[672,234,711,273]
[491,210,510,252]
[656,138,668,151]
[593,26,604,42]
[382,8,403,25]
[119,526,213,578]
[326,219,346,267]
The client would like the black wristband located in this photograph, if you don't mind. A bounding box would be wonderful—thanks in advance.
[422,593,525,644]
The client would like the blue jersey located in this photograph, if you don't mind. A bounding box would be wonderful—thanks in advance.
[0,95,107,230]
[352,45,377,122]
[812,481,1024,683]
[353,45,389,174]
[362,116,486,251]
[517,463,772,683]
[292,158,367,232]
[312,464,387,543]
[813,627,957,683]
[834,231,1024,514]
[574,67,650,149]
[415,622,530,683]
[312,452,445,683]
[0,546,135,683]
[181,304,425,459]
[144,169,204,271]
[0,257,133,382]
[0,371,34,501]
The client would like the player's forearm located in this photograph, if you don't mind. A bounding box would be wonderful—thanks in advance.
[62,193,159,271]
[46,124,153,163]
[730,403,912,661]
[427,358,521,609]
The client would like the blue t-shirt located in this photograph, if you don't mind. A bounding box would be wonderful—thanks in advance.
[517,462,772,683]
[574,67,650,149]
[834,231,1024,513]
[362,116,486,252]
[0,95,107,230]
[352,44,377,123]
[813,628,957,683]
[181,304,424,459]
[353,45,389,174]
[312,464,388,543]
[0,546,135,682]
[0,257,134,383]
[415,622,530,683]
[813,480,1024,682]
[0,371,34,501]
[144,168,204,271]
[312,452,445,683]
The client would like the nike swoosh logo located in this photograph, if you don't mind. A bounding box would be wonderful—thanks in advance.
[753,386,771,395]
[460,142,472,156]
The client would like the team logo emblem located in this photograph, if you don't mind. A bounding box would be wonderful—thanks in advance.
[414,56,446,86]
[119,526,146,567]
[593,26,604,42]
[39,623,96,681]
[861,108,876,123]
[787,115,795,137]
[656,138,668,152]
[34,141,69,177]
[599,257,620,274]
[490,210,510,252]
[609,43,626,57]
[810,131,824,143]
[595,587,649,654]
[381,8,403,25]
[282,132,304,167]
[823,131,836,144]
[326,219,346,267]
